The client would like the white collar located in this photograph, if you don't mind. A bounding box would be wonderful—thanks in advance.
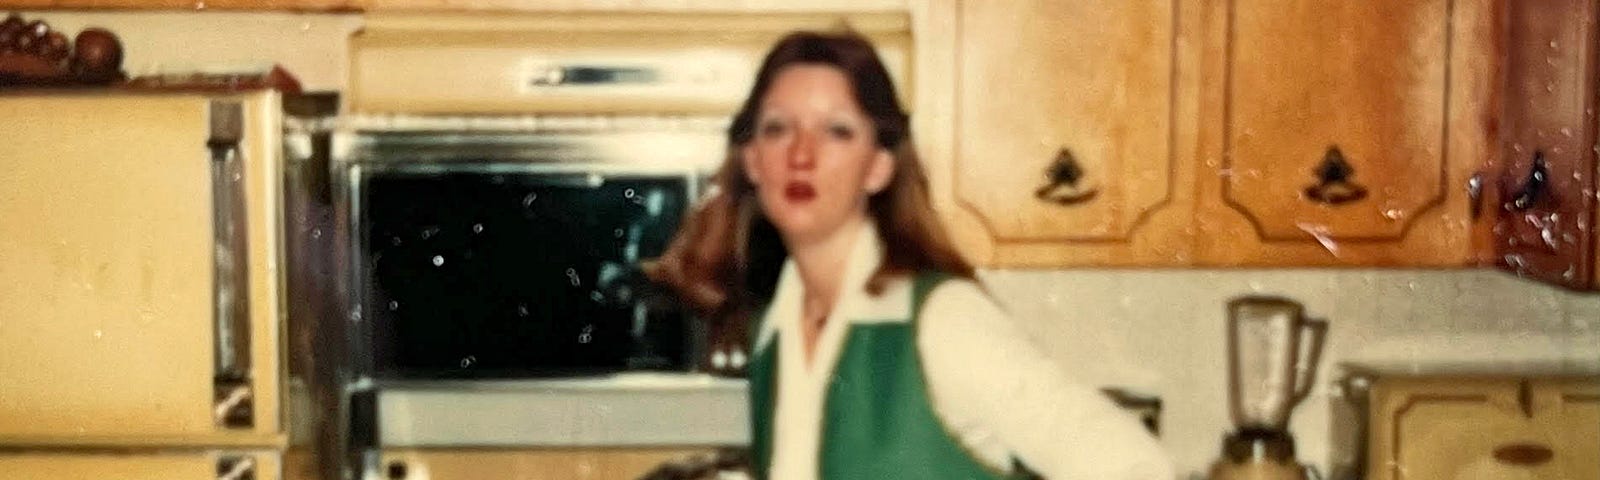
[754,222,914,351]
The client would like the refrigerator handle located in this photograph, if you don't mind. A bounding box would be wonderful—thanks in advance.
[217,455,257,480]
[209,100,253,430]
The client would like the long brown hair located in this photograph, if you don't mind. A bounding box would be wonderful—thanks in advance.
[645,30,973,320]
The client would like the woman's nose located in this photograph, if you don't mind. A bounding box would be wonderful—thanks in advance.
[785,129,817,170]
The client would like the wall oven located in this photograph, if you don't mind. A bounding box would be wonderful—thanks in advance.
[339,122,723,380]
[323,118,749,479]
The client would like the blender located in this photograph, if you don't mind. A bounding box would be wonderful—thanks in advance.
[1209,297,1328,480]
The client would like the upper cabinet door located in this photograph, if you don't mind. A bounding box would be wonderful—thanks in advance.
[1492,0,1599,290]
[936,0,1189,266]
[0,92,284,446]
[1194,0,1494,266]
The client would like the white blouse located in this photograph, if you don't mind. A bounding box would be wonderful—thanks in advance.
[754,223,1175,480]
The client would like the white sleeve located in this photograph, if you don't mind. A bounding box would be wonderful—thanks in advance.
[916,280,1176,480]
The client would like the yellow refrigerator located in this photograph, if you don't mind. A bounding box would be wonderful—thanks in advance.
[0,89,289,479]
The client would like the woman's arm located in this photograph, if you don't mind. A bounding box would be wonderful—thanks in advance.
[917,280,1176,480]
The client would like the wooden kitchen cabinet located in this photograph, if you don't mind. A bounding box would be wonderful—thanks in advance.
[1190,0,1499,266]
[923,0,1507,268]
[1488,0,1600,290]
[1367,376,1600,480]
[377,447,714,480]
[918,0,1193,267]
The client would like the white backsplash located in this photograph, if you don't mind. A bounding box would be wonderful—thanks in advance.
[978,268,1600,477]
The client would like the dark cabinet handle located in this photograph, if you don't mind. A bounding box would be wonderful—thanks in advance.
[1493,443,1554,466]
[1509,151,1549,211]
[1033,148,1099,205]
[1303,146,1367,205]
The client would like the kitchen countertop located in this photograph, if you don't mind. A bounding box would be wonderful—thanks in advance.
[375,373,749,447]
[1337,333,1600,378]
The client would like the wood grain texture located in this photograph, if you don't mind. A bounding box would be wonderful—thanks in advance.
[922,0,1195,267]
[1492,0,1600,290]
[1193,0,1496,266]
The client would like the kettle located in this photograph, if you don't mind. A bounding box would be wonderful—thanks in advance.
[1209,296,1327,480]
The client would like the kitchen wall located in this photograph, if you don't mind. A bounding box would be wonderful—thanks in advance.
[21,10,1600,478]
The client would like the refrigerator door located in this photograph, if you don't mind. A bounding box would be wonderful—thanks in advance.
[0,450,281,480]
[0,91,285,446]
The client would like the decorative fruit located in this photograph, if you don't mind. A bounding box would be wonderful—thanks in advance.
[15,20,47,53]
[71,28,122,78]
[0,14,24,52]
[38,31,68,62]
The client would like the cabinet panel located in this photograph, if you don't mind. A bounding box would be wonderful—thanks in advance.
[1369,377,1600,480]
[1492,0,1599,290]
[1195,0,1495,265]
[942,0,1190,266]
[0,451,280,480]
[1533,379,1600,479]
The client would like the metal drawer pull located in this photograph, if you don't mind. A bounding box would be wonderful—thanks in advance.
[1303,146,1367,205]
[1493,443,1554,466]
[1033,147,1099,205]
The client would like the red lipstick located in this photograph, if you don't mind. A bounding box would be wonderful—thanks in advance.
[784,182,816,202]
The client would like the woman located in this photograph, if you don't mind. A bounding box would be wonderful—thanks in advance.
[646,30,1174,480]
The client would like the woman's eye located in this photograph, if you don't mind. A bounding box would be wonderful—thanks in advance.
[826,123,857,141]
[758,120,788,138]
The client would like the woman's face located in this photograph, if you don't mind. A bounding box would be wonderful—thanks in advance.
[742,64,895,244]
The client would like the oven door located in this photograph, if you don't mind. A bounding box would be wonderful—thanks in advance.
[341,130,720,380]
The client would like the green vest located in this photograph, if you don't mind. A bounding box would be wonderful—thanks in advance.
[747,273,1026,480]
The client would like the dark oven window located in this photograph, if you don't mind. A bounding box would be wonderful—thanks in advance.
[356,167,692,378]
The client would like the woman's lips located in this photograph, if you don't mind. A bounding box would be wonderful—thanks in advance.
[784,182,817,202]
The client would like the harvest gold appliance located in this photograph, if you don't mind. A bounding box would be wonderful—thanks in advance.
[1210,297,1328,480]
[0,90,290,478]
